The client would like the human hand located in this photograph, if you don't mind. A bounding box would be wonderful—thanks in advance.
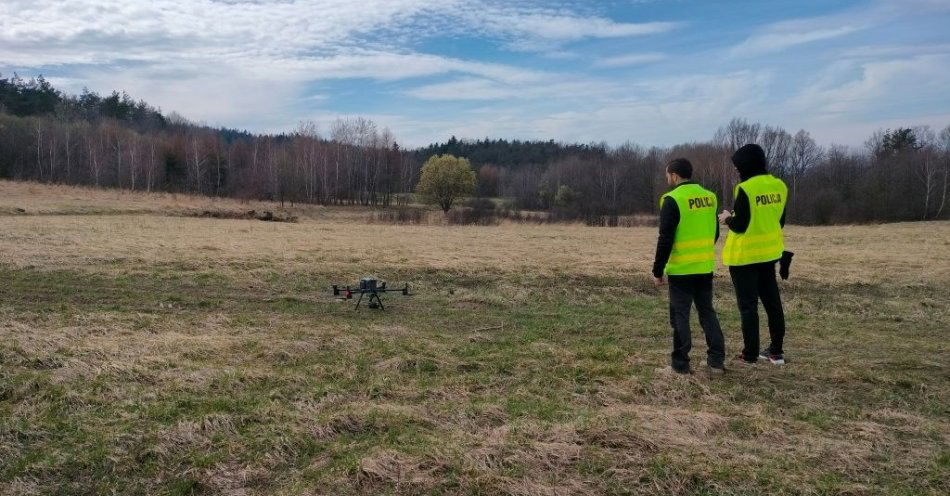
[653,276,664,287]
[717,210,732,224]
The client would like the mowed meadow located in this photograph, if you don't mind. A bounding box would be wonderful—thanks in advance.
[0,180,948,496]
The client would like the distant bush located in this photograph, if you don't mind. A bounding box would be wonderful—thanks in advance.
[192,209,298,223]
[583,214,656,227]
[464,197,496,212]
[367,202,656,227]
[438,197,497,225]
[369,206,427,224]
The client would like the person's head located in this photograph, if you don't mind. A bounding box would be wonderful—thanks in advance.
[731,144,768,180]
[665,158,693,186]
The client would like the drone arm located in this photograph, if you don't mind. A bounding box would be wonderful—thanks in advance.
[373,284,410,294]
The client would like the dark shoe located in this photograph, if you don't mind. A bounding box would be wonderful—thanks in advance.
[734,353,756,364]
[671,365,692,375]
[707,365,726,376]
[759,350,785,365]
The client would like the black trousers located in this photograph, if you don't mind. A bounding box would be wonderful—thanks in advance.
[668,273,725,371]
[729,261,786,359]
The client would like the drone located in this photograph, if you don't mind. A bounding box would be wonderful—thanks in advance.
[332,277,411,310]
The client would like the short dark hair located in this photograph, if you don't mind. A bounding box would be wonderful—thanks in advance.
[666,158,693,179]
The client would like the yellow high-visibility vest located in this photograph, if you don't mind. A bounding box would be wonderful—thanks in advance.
[722,174,787,266]
[660,182,718,275]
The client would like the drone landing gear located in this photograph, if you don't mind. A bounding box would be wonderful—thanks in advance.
[355,291,385,310]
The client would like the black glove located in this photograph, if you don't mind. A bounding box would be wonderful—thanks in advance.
[779,250,794,280]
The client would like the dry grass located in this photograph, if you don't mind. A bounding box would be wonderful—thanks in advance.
[0,180,317,214]
[2,181,948,287]
[1,181,948,495]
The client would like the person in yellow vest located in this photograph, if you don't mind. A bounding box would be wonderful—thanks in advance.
[718,144,788,365]
[652,158,726,375]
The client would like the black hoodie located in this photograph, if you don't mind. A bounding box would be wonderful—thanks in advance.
[725,144,786,233]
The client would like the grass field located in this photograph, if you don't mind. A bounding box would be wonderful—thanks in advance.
[1,180,948,495]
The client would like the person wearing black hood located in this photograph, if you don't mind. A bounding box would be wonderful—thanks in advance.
[717,144,788,365]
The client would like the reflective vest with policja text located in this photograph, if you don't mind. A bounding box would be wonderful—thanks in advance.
[660,183,718,275]
[721,174,788,266]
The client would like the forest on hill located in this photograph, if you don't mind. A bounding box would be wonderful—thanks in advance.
[2,73,948,224]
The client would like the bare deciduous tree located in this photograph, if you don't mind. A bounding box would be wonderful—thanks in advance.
[788,130,823,219]
[760,125,792,177]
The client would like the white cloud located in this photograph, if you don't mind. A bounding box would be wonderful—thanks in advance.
[3,0,946,149]
[261,51,549,84]
[405,79,524,101]
[736,26,865,57]
[500,15,676,41]
[463,6,680,52]
[405,76,623,102]
[396,71,774,146]
[725,0,928,58]
[0,0,577,127]
[282,52,950,149]
[0,0,444,67]
[75,65,305,130]
[0,0,684,137]
[806,112,950,148]
[0,1,671,107]
[435,2,682,48]
[838,42,950,59]
[0,1,677,69]
[790,53,950,117]
[730,0,950,58]
[593,52,666,68]
[731,18,870,57]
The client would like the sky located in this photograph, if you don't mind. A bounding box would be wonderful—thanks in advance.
[2,0,950,148]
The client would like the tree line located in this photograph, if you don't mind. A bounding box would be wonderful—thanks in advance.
[1,74,948,223]
[428,119,950,224]
[0,74,419,206]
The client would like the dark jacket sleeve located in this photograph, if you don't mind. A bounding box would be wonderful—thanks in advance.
[725,187,750,233]
[780,202,787,228]
[653,197,679,278]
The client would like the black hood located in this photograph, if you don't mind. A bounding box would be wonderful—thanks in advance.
[731,144,768,181]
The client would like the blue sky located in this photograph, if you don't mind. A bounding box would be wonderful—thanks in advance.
[2,0,949,147]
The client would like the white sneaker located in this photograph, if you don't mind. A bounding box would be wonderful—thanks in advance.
[759,350,785,365]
